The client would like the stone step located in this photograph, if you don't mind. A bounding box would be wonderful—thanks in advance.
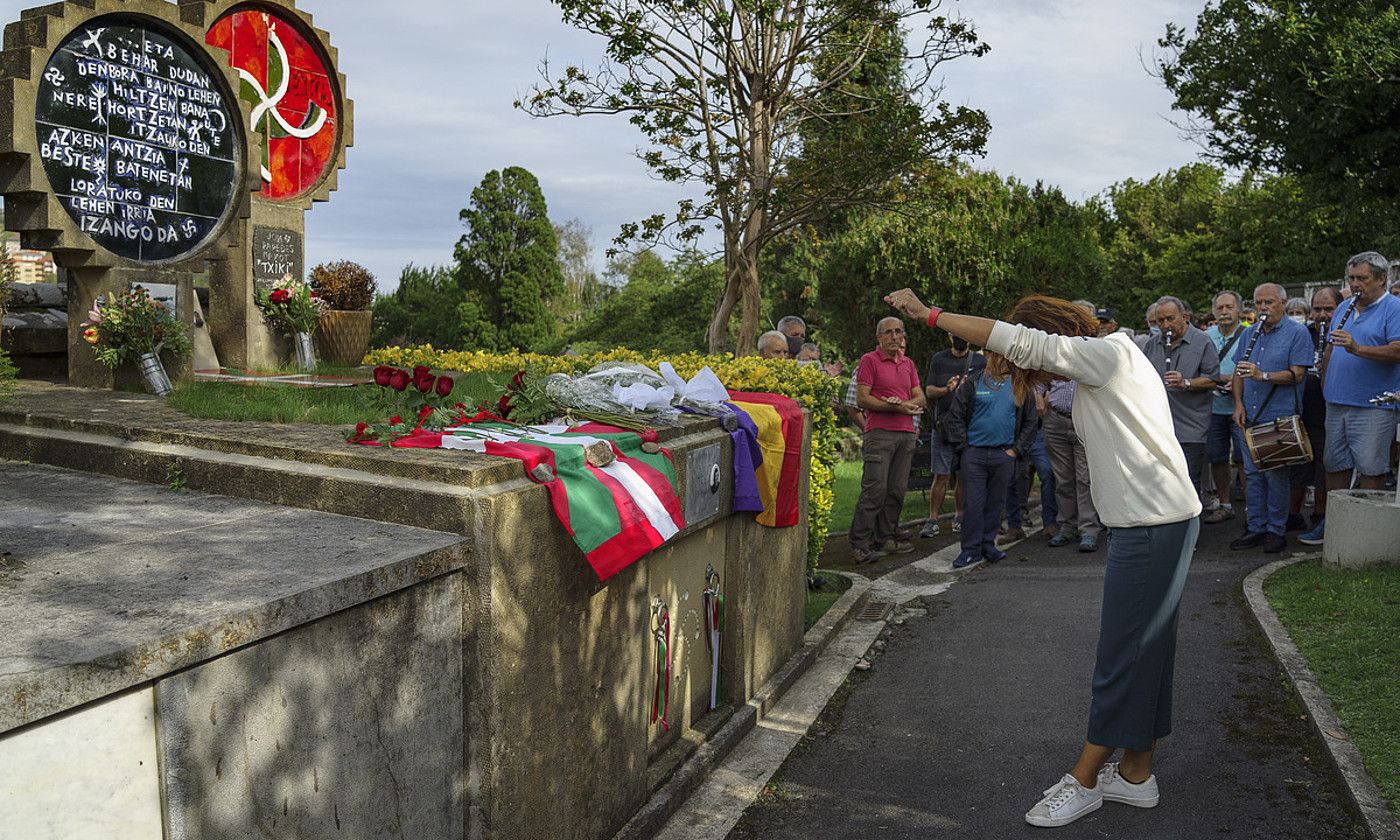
[0,420,502,534]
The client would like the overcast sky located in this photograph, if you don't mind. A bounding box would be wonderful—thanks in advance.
[292,0,1208,290]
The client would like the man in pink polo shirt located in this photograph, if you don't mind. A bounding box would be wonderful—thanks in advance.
[850,316,925,563]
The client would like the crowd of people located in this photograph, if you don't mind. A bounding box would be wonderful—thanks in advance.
[825,251,1400,566]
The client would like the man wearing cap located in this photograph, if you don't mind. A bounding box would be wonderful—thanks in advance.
[1095,307,1118,338]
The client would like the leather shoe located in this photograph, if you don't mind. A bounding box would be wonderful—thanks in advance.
[1230,531,1266,550]
[1263,533,1287,554]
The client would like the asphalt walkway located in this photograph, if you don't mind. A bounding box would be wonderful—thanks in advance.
[726,521,1367,839]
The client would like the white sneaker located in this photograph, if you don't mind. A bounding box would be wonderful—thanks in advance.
[1097,762,1160,808]
[1025,773,1103,827]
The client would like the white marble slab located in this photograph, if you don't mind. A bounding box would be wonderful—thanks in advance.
[0,687,163,839]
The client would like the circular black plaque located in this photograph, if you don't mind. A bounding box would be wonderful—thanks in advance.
[35,17,239,262]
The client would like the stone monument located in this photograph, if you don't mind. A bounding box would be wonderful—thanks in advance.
[0,0,258,388]
[190,0,351,370]
[0,0,351,387]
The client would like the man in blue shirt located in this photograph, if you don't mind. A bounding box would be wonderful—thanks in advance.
[1310,252,1400,546]
[1204,291,1247,524]
[1230,283,1315,553]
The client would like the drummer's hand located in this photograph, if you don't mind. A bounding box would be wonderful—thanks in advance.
[884,288,932,323]
[1330,329,1355,350]
[1233,405,1247,429]
[1163,371,1186,389]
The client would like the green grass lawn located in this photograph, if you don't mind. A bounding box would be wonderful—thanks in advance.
[804,571,852,630]
[1265,560,1400,819]
[167,381,369,424]
[829,459,950,533]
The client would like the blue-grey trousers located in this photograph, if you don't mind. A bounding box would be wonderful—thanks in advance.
[960,446,1016,557]
[1087,516,1201,752]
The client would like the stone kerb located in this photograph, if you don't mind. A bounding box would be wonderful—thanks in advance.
[1323,489,1400,568]
[1,0,261,386]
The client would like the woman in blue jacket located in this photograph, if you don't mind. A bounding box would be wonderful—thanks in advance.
[943,351,1040,567]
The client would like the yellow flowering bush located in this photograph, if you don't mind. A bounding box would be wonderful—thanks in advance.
[365,344,843,567]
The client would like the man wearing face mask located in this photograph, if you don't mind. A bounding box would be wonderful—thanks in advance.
[922,333,988,537]
[1285,298,1310,326]
[1311,252,1400,546]
[1135,302,1160,350]
[778,315,807,359]
[1230,283,1314,553]
[1143,296,1222,502]
[850,317,925,563]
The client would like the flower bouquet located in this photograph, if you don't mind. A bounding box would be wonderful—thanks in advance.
[80,287,191,395]
[255,274,326,371]
[349,364,463,443]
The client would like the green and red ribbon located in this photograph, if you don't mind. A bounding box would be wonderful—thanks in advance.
[703,571,724,710]
[651,604,672,731]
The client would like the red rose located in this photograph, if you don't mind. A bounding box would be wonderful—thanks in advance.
[373,366,393,387]
[270,289,290,304]
[435,375,454,397]
[389,369,410,391]
[413,365,431,379]
[390,415,403,425]
[353,422,368,437]
[414,373,434,393]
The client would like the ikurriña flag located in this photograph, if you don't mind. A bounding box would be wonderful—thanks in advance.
[393,422,684,581]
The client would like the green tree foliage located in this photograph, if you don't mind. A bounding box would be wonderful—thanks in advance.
[1158,1,1400,199]
[520,0,988,354]
[455,167,564,352]
[549,219,608,333]
[371,264,465,348]
[795,165,1105,367]
[1090,164,1400,328]
[562,250,724,355]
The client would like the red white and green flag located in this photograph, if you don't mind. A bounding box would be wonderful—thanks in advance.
[397,422,684,581]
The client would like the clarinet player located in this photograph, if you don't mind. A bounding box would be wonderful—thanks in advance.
[1229,283,1314,553]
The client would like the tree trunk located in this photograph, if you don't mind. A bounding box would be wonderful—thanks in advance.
[734,244,762,356]
[707,228,744,353]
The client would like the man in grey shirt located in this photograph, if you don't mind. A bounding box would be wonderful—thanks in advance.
[1143,295,1222,498]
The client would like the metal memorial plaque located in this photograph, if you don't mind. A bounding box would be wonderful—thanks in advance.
[684,443,724,525]
[35,17,239,262]
[251,225,302,289]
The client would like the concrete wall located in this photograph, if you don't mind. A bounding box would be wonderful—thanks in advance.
[0,392,812,840]
[463,416,810,840]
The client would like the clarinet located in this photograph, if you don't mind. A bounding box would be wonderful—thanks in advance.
[1316,298,1357,370]
[1230,313,1267,391]
[1164,328,1175,369]
[1329,298,1357,346]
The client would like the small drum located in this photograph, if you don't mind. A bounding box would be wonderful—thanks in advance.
[1244,415,1313,471]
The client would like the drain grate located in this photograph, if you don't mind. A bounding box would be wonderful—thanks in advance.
[857,600,894,622]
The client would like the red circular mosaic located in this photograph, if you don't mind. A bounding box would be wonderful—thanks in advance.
[206,8,338,200]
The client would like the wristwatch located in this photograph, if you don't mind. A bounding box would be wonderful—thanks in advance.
[1262,371,1270,382]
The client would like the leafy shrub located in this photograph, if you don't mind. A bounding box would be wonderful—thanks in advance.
[0,347,15,405]
[365,344,842,568]
[309,260,377,310]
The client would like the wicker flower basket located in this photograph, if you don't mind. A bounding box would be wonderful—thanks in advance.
[314,310,372,367]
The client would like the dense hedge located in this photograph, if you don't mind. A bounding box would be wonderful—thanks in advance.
[364,345,842,568]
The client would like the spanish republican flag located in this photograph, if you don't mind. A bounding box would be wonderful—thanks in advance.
[727,391,804,527]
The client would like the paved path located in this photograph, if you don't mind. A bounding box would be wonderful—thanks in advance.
[727,521,1367,839]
